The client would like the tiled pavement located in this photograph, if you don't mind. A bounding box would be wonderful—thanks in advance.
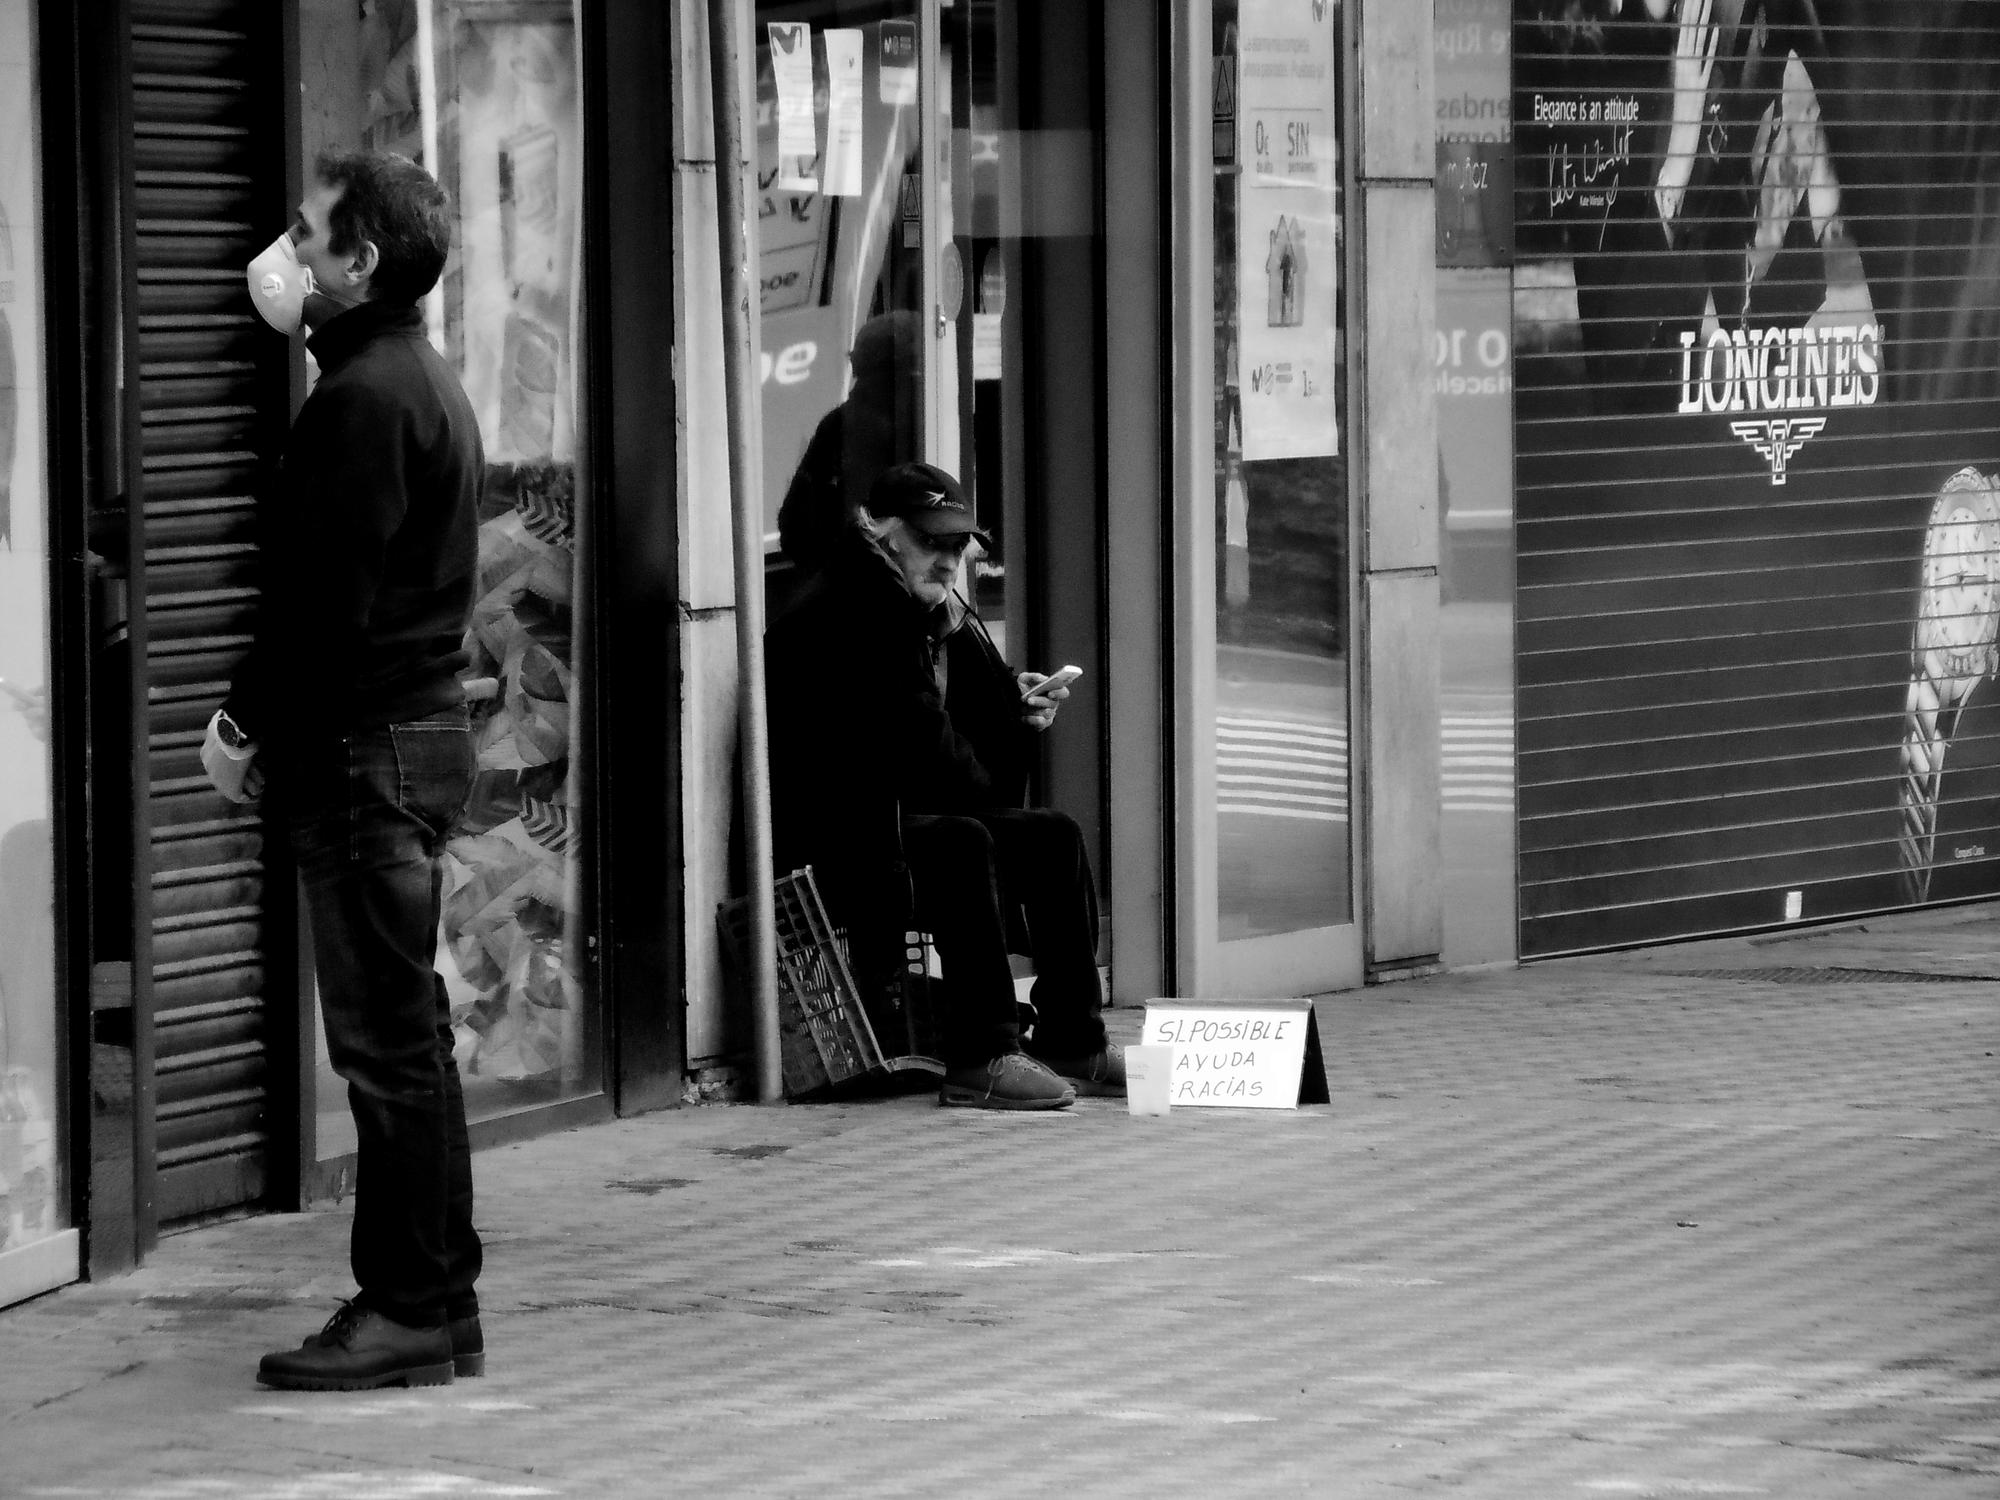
[3,906,1996,1498]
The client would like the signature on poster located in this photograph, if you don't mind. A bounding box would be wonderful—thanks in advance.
[1541,102,1636,212]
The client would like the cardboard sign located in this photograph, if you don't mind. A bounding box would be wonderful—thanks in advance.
[1141,1000,1329,1109]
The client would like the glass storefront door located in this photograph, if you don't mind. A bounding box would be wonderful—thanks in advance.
[757,0,929,603]
[0,0,77,1306]
[1200,0,1358,995]
[757,0,1108,654]
[755,0,1112,972]
[754,0,1101,715]
[299,0,600,1156]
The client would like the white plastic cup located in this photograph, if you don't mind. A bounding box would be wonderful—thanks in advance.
[1124,1044,1173,1116]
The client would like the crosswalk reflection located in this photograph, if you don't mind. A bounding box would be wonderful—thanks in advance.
[1216,711,1514,824]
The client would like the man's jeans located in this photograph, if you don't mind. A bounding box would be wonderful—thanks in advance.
[277,708,480,1330]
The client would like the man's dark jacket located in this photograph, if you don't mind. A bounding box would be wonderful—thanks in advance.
[766,531,1031,942]
[227,300,481,746]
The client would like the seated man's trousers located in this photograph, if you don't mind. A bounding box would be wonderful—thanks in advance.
[901,807,1109,1067]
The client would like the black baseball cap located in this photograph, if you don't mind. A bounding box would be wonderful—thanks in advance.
[866,461,992,549]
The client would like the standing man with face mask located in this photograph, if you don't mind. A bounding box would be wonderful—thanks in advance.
[201,150,484,1390]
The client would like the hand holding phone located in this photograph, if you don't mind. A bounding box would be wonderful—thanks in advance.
[1021,664,1083,700]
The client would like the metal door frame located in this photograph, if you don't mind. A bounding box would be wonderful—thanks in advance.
[1169,0,1363,999]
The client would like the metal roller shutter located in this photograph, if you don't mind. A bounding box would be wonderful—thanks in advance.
[1512,1,2000,956]
[122,0,290,1223]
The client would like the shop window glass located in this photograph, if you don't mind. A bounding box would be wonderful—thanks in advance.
[0,0,73,1302]
[301,0,596,1150]
[1212,0,1352,942]
[1434,0,1517,965]
[756,0,927,617]
[749,3,1112,1041]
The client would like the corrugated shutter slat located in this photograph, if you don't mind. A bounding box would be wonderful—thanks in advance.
[129,0,282,1223]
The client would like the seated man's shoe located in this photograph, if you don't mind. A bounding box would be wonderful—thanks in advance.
[1034,1046,1127,1097]
[257,1301,454,1391]
[941,1051,1076,1110]
[449,1313,484,1377]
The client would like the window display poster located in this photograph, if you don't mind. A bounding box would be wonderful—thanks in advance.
[448,17,581,467]
[756,23,838,539]
[1434,0,1511,267]
[768,22,818,191]
[443,16,592,1095]
[1434,268,1511,539]
[1511,1,2000,951]
[756,37,832,320]
[1235,0,1340,461]
[878,20,916,106]
[317,7,598,1108]
[0,0,64,1268]
[822,29,864,199]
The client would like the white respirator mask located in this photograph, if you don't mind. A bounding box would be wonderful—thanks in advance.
[246,231,317,334]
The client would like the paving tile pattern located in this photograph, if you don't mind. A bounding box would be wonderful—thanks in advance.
[2,907,1996,1498]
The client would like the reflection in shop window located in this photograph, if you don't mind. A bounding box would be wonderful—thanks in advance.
[755,5,927,603]
[1211,0,1353,941]
[311,0,593,1120]
[0,0,66,1282]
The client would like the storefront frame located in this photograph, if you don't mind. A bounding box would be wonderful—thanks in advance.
[298,0,692,1177]
[1121,0,1439,1001]
[21,0,691,1279]
[0,0,86,1307]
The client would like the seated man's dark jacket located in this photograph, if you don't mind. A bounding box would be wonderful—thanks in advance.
[226,299,481,748]
[766,531,1031,940]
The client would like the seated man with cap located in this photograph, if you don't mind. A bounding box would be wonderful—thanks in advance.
[765,461,1123,1109]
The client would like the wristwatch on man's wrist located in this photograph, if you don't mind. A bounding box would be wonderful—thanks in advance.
[214,709,253,750]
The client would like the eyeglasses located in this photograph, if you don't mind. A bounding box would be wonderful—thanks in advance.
[906,531,974,559]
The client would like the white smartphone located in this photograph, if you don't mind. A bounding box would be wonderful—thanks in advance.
[1021,664,1083,700]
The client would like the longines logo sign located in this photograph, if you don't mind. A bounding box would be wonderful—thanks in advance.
[1728,416,1825,485]
[1676,322,1882,485]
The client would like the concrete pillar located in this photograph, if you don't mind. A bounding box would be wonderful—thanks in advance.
[670,0,755,1067]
